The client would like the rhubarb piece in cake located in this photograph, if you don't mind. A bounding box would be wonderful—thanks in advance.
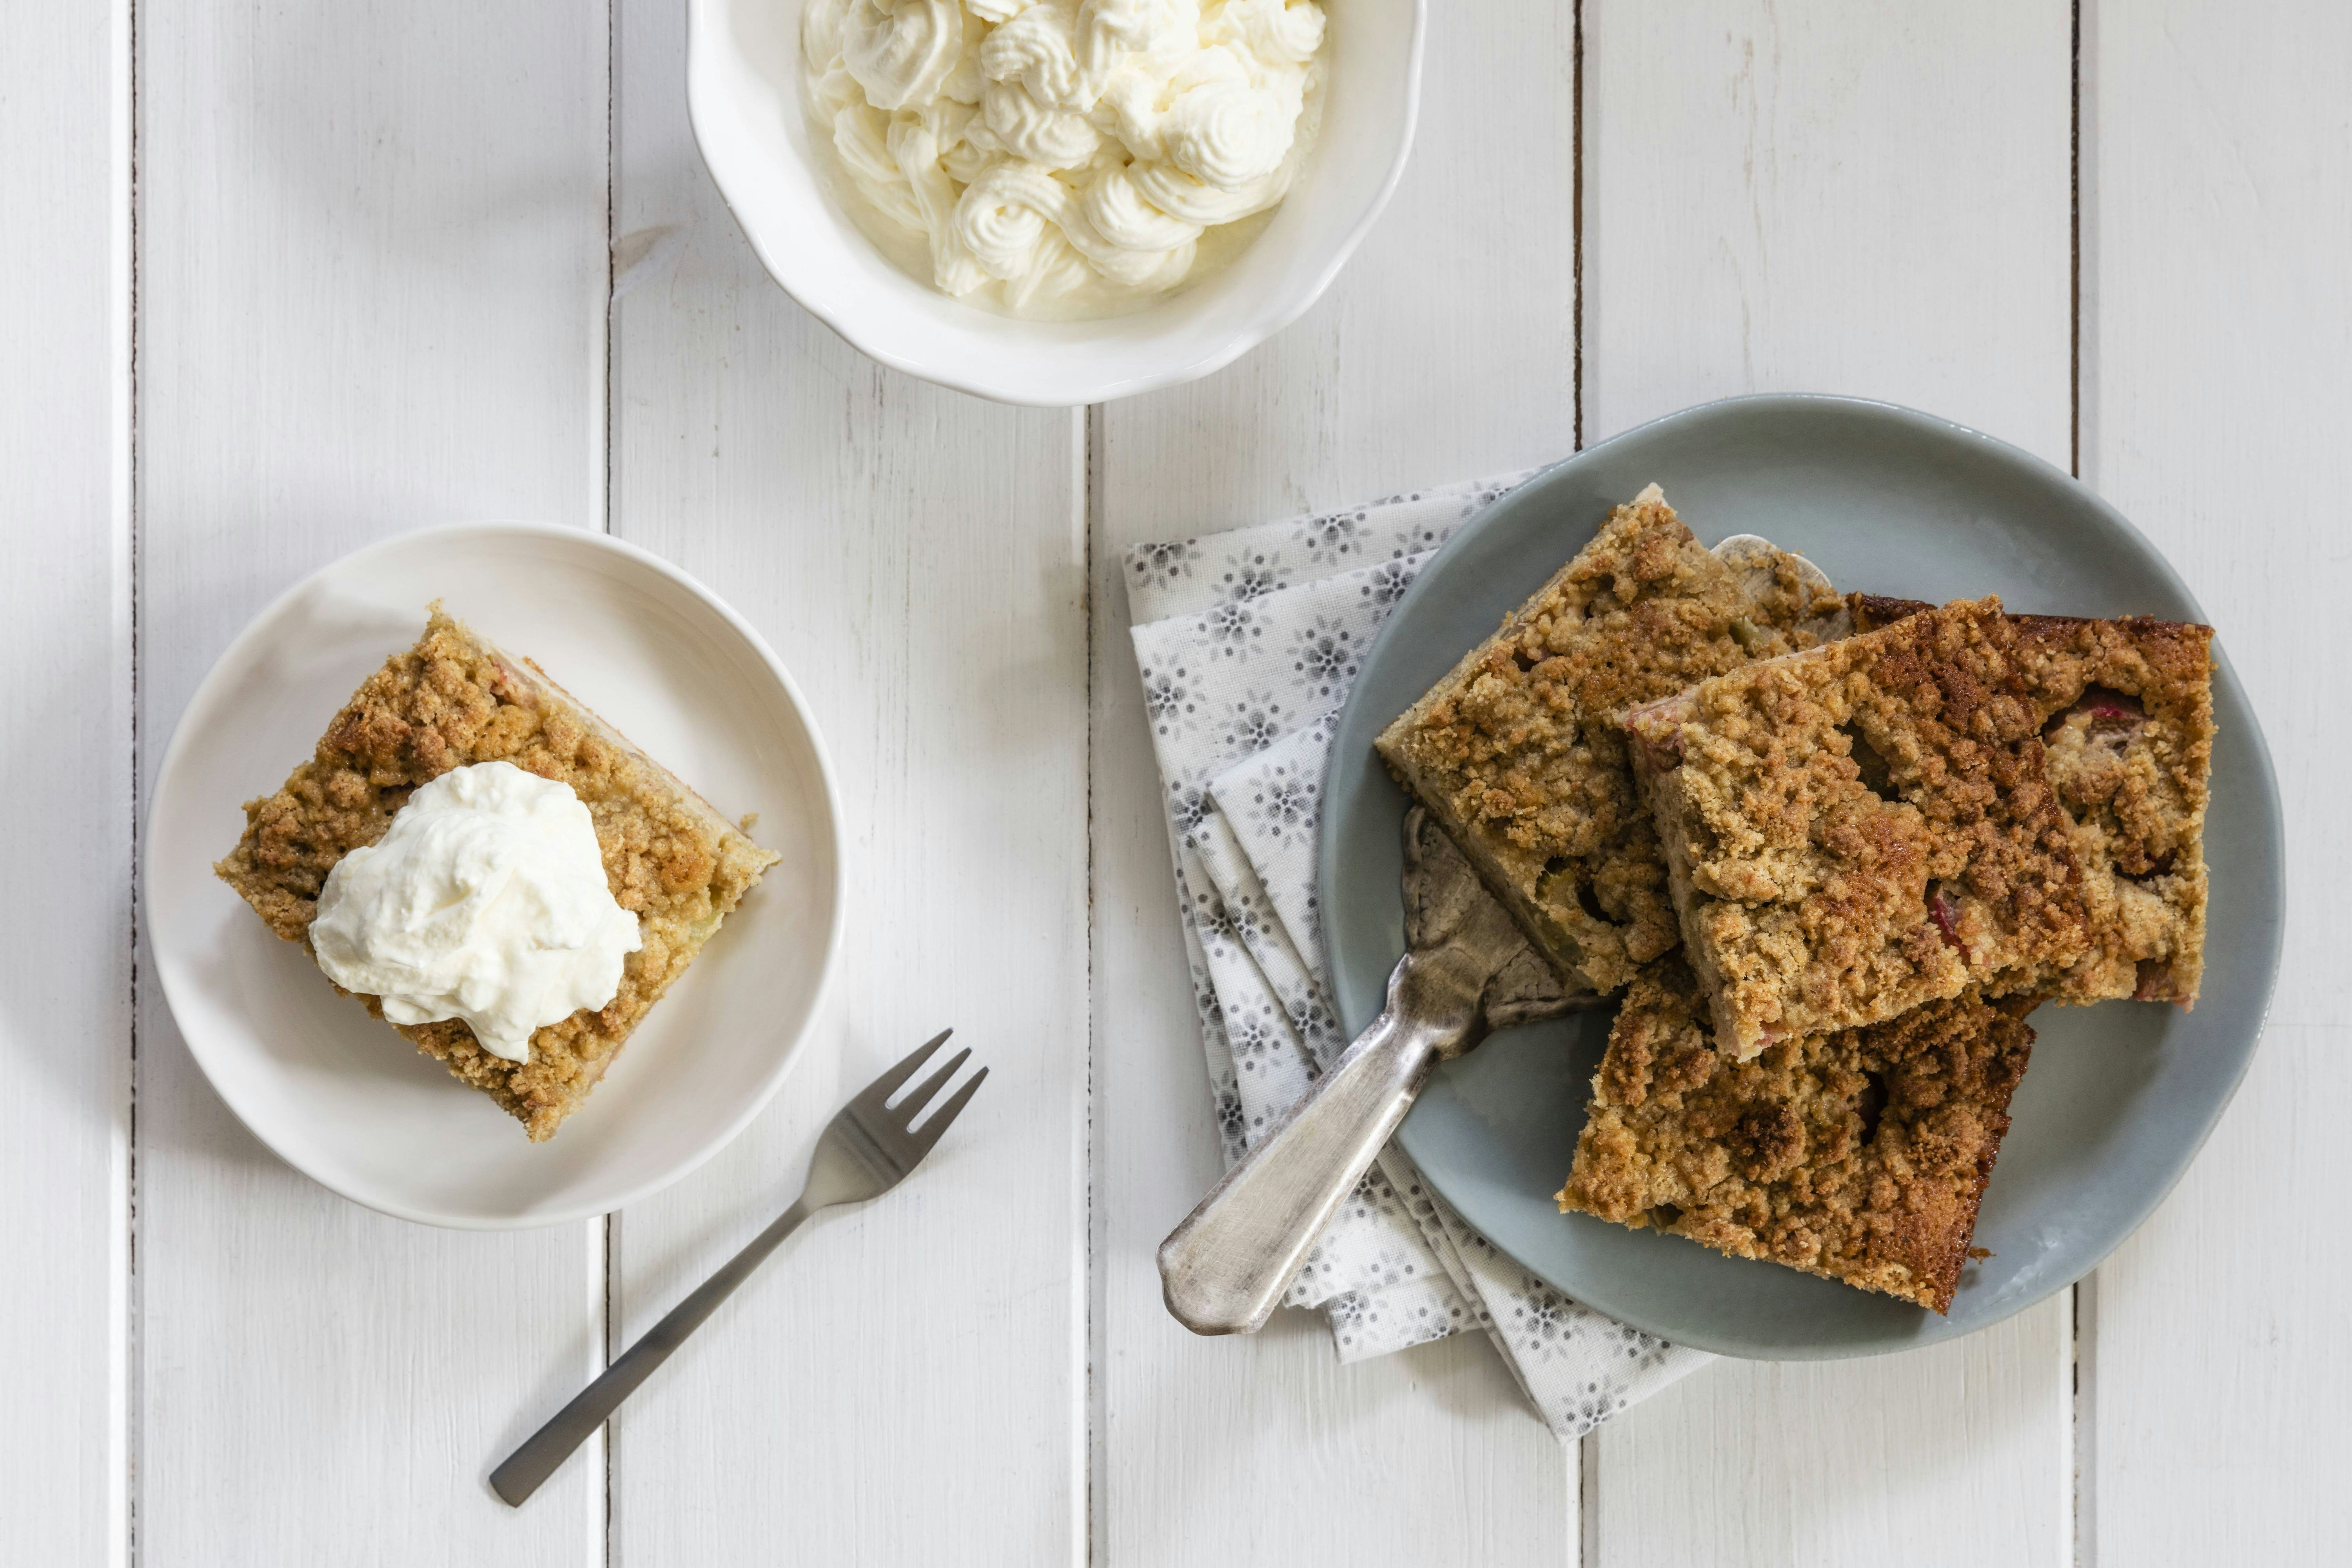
[215,605,779,1141]
[1623,597,2087,1059]
[1557,957,2036,1313]
[1374,485,1846,994]
[1851,596,2214,1007]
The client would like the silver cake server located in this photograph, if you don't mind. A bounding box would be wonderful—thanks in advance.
[1156,806,1598,1336]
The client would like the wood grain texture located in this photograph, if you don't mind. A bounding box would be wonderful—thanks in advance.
[0,1,130,1562]
[1582,5,2074,1564]
[1583,0,2074,466]
[20,0,2337,1558]
[132,3,611,1562]
[601,2,1088,1563]
[1594,1332,2069,1568]
[1092,4,1580,1563]
[1094,577,1578,1568]
[2078,1,2350,1559]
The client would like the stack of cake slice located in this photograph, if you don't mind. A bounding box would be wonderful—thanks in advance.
[1374,485,1848,996]
[1621,595,2093,1060]
[1376,488,2216,1311]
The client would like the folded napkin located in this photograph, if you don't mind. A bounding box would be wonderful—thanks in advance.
[1125,475,1712,1439]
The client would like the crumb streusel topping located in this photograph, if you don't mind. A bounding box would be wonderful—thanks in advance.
[1374,486,1845,994]
[215,606,778,1141]
[1624,597,2089,1058]
[1851,597,2214,1007]
[1558,957,2036,1313]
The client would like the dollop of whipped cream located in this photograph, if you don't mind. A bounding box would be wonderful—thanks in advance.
[310,761,642,1063]
[803,0,1326,316]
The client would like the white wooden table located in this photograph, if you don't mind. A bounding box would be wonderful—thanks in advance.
[6,1,2341,1562]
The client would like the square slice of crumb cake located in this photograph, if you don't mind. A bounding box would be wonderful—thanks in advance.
[1623,597,2090,1060]
[1557,958,2036,1313]
[1851,595,2214,1008]
[215,606,779,1140]
[1374,485,1846,995]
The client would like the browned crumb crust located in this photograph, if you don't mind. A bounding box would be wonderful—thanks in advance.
[214,606,779,1140]
[1373,487,1844,993]
[1622,597,2087,1059]
[1853,596,2213,1007]
[1557,958,2036,1313]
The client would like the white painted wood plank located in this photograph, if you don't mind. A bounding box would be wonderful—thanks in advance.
[2079,2,2350,1560]
[1584,0,2074,467]
[1095,595,1579,1568]
[1582,5,2075,1565]
[0,1,130,1562]
[1593,1332,2070,1568]
[133,3,611,1562]
[601,3,1087,1564]
[1093,3,1580,1563]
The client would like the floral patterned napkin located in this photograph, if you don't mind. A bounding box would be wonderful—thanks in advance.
[1125,475,1710,1439]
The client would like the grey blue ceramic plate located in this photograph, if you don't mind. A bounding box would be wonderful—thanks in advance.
[1318,394,2283,1360]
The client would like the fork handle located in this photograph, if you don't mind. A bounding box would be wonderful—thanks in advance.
[490,1198,813,1506]
[1156,959,1455,1336]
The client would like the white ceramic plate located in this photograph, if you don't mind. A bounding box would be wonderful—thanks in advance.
[146,524,844,1229]
[688,0,1425,406]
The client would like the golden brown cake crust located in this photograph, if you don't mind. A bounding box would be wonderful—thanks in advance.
[1373,487,1844,993]
[1557,958,2036,1312]
[1623,597,2088,1058]
[213,606,779,1140]
[1852,596,2214,1007]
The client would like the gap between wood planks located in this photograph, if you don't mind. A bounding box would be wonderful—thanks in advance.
[601,0,619,1555]
[2070,5,2094,1566]
[120,0,143,1562]
[1083,400,1106,1567]
[1572,5,1594,1559]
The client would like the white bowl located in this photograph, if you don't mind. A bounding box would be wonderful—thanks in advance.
[687,0,1427,406]
[145,525,844,1229]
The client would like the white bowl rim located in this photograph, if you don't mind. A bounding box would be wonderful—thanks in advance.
[684,0,1430,407]
[144,521,849,1229]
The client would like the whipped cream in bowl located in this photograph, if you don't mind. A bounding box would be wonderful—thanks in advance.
[686,0,1424,402]
[802,0,1327,319]
[310,761,642,1063]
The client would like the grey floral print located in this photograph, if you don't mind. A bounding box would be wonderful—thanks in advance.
[1359,555,1421,609]
[1125,537,1202,596]
[1140,660,1191,732]
[1201,595,1259,654]
[1216,691,1289,756]
[1245,769,1316,848]
[1289,616,1362,703]
[1222,998,1285,1083]
[1298,507,1370,566]
[1211,1084,1247,1164]
[1218,553,1289,601]
[1122,468,1540,622]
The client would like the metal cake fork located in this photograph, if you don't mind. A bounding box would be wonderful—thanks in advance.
[490,1029,986,1506]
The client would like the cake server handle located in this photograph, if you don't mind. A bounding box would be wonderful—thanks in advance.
[1156,951,1475,1336]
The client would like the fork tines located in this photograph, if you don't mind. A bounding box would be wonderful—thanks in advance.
[859,1029,988,1155]
[860,1027,956,1108]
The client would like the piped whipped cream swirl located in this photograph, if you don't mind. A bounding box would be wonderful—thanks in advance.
[310,761,642,1063]
[804,0,1325,315]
